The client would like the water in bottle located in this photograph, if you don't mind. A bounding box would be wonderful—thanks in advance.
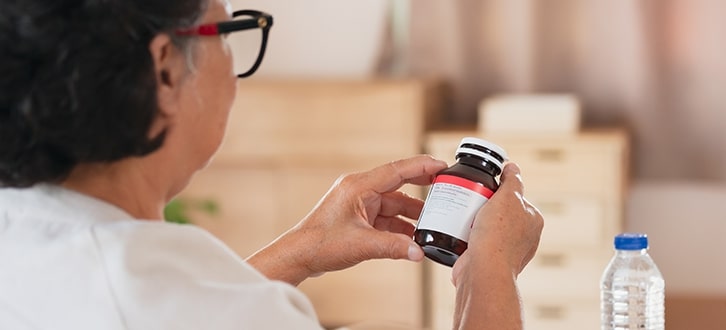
[600,233,665,330]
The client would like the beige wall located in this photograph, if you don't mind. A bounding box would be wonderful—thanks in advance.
[408,0,726,182]
[229,0,389,78]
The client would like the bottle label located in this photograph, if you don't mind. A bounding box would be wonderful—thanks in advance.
[416,174,494,242]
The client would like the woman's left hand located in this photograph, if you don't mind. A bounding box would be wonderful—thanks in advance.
[246,155,448,285]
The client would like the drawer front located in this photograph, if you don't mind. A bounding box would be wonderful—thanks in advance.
[498,141,622,196]
[426,260,456,330]
[425,132,464,163]
[426,255,608,329]
[300,260,423,328]
[425,131,627,197]
[179,167,285,257]
[527,194,605,250]
[523,300,600,330]
[219,80,439,163]
[517,250,612,299]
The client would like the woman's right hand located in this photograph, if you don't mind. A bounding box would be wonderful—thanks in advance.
[451,162,544,329]
[246,155,448,286]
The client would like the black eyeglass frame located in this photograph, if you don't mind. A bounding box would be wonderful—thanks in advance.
[176,10,273,78]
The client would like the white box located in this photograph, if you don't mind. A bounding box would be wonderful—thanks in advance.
[478,94,581,136]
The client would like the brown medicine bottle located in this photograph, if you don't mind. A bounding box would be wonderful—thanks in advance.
[414,137,508,267]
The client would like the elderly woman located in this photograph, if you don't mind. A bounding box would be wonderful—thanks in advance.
[0,0,542,329]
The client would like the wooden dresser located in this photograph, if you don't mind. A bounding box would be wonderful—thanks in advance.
[178,79,444,328]
[424,128,629,329]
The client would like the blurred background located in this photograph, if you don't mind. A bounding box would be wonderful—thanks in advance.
[179,0,726,329]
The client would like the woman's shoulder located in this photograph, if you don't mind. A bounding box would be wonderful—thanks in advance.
[92,221,323,329]
[93,220,265,282]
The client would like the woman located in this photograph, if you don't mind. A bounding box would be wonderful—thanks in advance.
[0,0,543,329]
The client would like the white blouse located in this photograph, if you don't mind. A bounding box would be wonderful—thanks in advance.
[0,184,322,330]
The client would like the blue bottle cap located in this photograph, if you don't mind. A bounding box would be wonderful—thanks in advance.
[614,233,649,250]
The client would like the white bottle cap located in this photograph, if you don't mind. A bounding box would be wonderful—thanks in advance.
[456,137,508,170]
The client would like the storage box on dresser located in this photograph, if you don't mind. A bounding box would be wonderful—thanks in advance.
[423,128,629,330]
[177,79,444,328]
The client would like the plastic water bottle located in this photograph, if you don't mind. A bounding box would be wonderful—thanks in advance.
[600,233,665,329]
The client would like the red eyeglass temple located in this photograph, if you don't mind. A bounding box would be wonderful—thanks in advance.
[176,24,219,36]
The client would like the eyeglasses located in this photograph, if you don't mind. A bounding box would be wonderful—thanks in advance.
[176,10,273,78]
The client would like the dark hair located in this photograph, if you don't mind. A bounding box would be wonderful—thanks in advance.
[0,0,208,187]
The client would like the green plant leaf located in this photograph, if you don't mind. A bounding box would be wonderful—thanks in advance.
[164,199,191,224]
[164,197,219,225]
[197,199,219,215]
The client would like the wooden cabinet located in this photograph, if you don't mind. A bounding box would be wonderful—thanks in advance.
[178,79,444,328]
[424,128,629,329]
[179,80,630,329]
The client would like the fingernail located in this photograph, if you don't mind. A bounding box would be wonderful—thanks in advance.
[408,244,424,261]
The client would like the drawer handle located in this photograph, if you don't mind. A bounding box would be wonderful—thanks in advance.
[536,305,565,320]
[536,149,565,162]
[538,253,566,267]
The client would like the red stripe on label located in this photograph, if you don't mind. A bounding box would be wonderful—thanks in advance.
[434,174,495,198]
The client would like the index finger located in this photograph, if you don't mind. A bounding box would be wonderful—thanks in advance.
[361,155,448,194]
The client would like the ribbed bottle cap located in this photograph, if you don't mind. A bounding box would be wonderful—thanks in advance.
[614,233,649,250]
[456,137,508,170]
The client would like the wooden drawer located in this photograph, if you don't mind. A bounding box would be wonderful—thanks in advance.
[178,167,286,257]
[300,260,423,328]
[425,257,605,329]
[425,260,456,330]
[424,129,628,197]
[523,299,600,330]
[527,194,606,250]
[517,250,612,300]
[425,131,476,162]
[424,255,609,330]
[218,79,443,164]
[499,140,624,197]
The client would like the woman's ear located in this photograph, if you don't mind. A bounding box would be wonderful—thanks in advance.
[147,33,188,137]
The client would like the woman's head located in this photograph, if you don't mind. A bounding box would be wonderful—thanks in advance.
[0,0,221,188]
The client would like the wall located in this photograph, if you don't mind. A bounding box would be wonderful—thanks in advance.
[627,182,726,296]
[229,0,389,78]
[408,0,726,182]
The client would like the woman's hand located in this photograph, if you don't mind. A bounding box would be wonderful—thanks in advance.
[451,163,544,329]
[452,163,543,282]
[247,155,448,285]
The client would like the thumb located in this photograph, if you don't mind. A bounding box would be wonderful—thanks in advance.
[497,162,524,195]
[364,231,425,262]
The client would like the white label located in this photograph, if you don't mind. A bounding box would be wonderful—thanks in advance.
[416,174,494,242]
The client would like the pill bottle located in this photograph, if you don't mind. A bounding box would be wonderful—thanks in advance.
[414,137,507,267]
